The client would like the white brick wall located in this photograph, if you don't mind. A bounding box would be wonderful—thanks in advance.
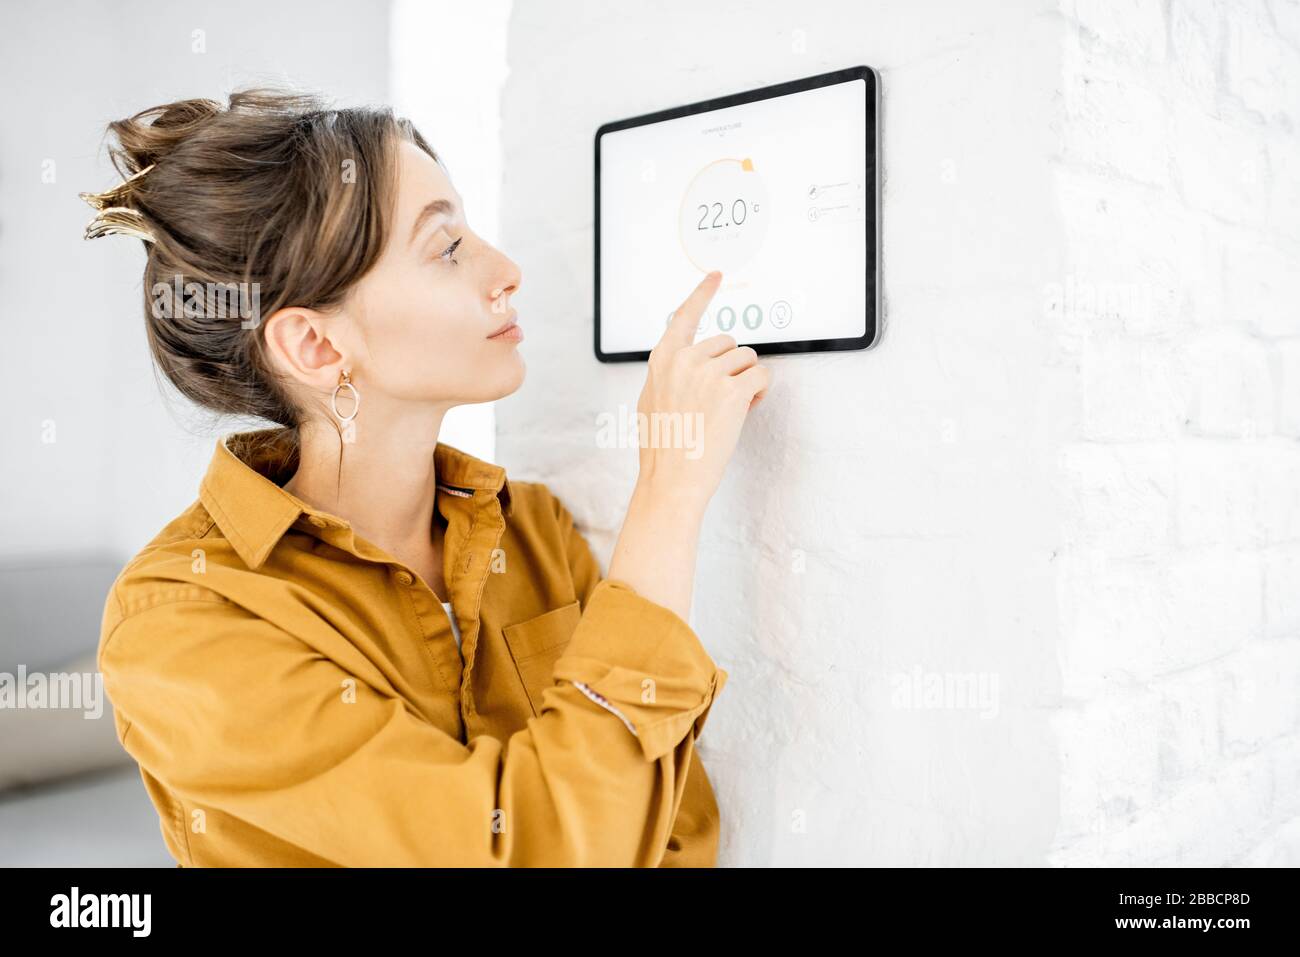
[496,0,1300,864]
[1050,0,1300,866]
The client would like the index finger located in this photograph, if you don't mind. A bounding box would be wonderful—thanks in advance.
[659,270,722,351]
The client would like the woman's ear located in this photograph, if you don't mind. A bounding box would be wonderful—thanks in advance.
[262,305,347,391]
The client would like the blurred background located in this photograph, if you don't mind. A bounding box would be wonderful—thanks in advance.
[3,0,1299,867]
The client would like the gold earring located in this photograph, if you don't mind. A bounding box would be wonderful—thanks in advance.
[331,370,360,425]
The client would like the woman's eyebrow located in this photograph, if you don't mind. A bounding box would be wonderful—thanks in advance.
[409,198,457,247]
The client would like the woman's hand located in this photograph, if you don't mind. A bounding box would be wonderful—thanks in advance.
[606,271,771,621]
[635,270,772,515]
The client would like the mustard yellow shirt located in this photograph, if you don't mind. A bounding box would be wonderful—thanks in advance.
[97,428,728,867]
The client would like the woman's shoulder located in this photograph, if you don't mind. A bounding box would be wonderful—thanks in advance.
[505,477,590,533]
[98,495,276,662]
[501,476,605,566]
[501,477,604,599]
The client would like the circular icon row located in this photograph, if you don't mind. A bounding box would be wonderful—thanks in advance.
[667,300,793,333]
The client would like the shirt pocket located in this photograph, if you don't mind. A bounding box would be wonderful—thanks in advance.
[502,599,582,716]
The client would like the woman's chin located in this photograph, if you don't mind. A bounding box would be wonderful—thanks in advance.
[471,353,526,403]
[498,350,527,395]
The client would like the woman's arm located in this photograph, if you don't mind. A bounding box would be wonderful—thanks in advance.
[547,489,724,866]
[606,270,771,622]
[606,479,704,623]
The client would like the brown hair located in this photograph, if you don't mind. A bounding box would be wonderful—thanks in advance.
[83,88,439,431]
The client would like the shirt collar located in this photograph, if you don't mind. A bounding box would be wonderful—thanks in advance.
[199,426,514,570]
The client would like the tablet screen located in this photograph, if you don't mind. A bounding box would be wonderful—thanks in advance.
[595,66,879,361]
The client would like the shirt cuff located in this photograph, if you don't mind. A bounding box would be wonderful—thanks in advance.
[549,578,729,762]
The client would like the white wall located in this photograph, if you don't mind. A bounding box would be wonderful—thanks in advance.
[496,0,1300,865]
[1049,0,1300,866]
[0,0,390,561]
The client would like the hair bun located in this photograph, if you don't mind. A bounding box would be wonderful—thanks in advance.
[79,98,225,245]
[105,97,223,178]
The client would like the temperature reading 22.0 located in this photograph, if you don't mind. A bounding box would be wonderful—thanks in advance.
[696,198,756,229]
[678,156,770,274]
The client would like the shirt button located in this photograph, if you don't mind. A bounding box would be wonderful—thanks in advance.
[395,570,414,586]
[308,516,327,528]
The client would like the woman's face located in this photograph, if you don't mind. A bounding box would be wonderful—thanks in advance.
[309,139,525,412]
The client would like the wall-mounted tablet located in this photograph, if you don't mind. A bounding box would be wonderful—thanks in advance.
[594,65,880,362]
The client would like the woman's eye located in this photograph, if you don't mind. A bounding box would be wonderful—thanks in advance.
[437,236,463,265]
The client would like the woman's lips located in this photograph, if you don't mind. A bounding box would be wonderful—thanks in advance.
[487,313,522,341]
[488,323,523,342]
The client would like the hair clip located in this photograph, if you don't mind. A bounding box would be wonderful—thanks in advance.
[78,162,156,211]
[82,206,157,244]
[79,163,159,244]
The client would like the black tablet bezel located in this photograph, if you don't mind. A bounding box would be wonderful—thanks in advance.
[593,64,880,363]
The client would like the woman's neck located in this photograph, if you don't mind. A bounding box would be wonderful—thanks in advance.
[283,406,450,565]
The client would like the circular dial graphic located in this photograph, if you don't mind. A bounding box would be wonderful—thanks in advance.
[677,157,770,275]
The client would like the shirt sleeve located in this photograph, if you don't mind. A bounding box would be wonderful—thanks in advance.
[99,579,727,868]
[544,488,728,866]
[545,489,728,758]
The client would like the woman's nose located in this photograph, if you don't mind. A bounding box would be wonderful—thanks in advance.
[490,283,515,316]
[490,271,521,313]
[491,254,522,302]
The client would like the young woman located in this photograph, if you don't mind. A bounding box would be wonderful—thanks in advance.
[86,90,771,867]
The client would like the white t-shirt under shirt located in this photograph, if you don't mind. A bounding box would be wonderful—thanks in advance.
[441,601,462,652]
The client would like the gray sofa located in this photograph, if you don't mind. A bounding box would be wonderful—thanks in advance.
[0,558,173,866]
